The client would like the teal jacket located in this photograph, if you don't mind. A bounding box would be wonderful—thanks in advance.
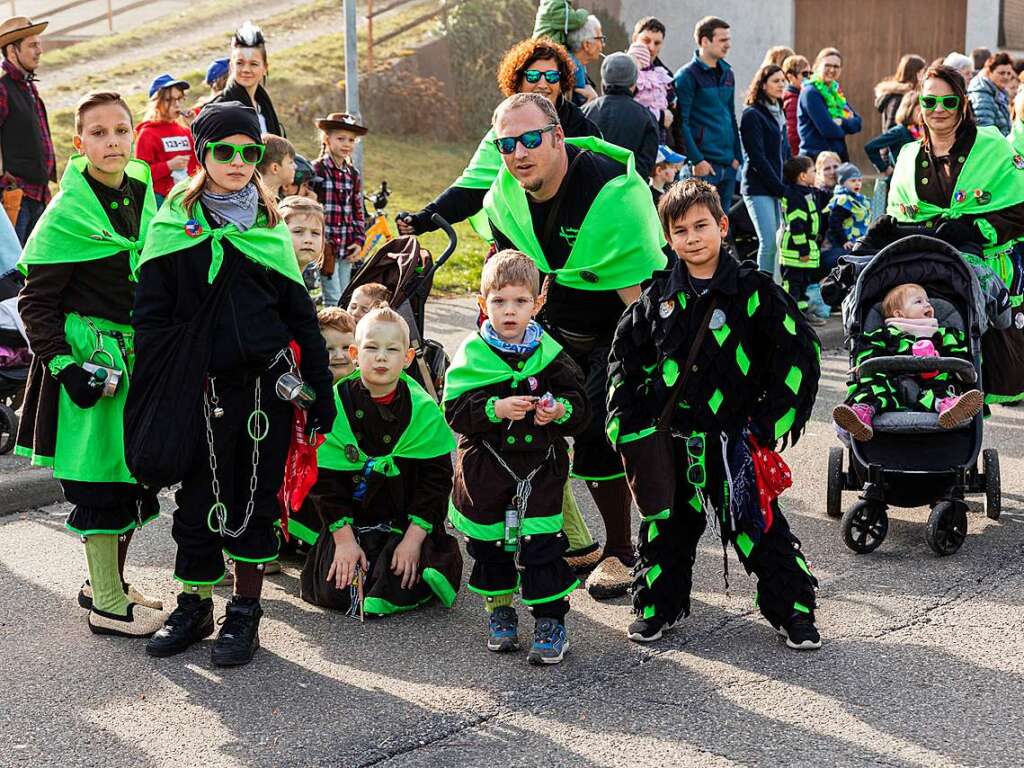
[673,52,741,166]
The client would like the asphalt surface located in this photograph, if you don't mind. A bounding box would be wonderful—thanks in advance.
[1,299,1022,768]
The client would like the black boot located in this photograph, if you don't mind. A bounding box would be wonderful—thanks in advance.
[145,593,215,658]
[211,597,263,667]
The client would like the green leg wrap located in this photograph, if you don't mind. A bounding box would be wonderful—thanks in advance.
[485,593,514,612]
[182,583,214,600]
[561,481,594,551]
[84,534,129,615]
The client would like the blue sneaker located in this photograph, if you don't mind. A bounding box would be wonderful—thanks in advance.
[527,618,568,665]
[487,606,519,652]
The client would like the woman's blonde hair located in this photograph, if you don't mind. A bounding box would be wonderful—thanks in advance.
[177,166,281,228]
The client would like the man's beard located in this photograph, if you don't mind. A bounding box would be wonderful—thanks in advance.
[520,177,543,195]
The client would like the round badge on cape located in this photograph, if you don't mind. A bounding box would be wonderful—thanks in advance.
[580,270,599,284]
[344,444,360,463]
[1014,154,1024,170]
[185,219,204,237]
[527,376,539,391]
[954,190,966,203]
[1015,312,1024,330]
[659,299,675,318]
[709,308,727,330]
[974,189,991,205]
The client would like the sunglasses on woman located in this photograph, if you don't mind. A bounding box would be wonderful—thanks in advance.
[919,94,960,112]
[522,69,561,84]
[493,124,557,155]
[207,141,266,165]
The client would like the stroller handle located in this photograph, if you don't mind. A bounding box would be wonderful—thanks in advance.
[409,213,459,304]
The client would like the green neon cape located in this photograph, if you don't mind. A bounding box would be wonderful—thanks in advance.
[482,136,667,291]
[135,182,303,285]
[318,373,455,474]
[18,156,156,275]
[888,126,1024,260]
[452,129,501,242]
[1011,119,1024,156]
[443,330,563,403]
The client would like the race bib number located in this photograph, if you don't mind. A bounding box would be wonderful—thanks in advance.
[161,136,191,153]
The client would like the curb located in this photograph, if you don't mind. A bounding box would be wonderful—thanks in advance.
[0,467,64,516]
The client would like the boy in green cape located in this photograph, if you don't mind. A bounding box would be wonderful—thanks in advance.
[302,305,463,616]
[16,91,167,638]
[444,251,590,665]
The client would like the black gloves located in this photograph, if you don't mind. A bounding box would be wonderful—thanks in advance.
[305,395,337,438]
[58,364,105,409]
[936,217,982,249]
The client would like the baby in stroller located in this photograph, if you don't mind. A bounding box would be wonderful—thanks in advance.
[832,281,984,441]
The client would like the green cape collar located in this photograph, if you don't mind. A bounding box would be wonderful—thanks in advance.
[135,182,303,285]
[482,136,666,291]
[318,373,455,474]
[888,126,1024,223]
[443,330,563,403]
[18,155,156,275]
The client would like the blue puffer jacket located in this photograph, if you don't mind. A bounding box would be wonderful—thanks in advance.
[797,82,862,160]
[740,102,789,197]
[967,73,1011,136]
[673,52,741,166]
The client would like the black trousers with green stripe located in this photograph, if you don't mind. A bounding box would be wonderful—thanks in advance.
[465,530,577,620]
[630,435,817,628]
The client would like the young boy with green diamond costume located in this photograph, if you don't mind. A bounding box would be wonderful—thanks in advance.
[606,179,823,650]
[301,305,463,616]
[444,250,590,665]
[134,102,335,667]
[16,91,168,638]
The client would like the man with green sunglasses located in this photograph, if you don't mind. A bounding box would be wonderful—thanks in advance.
[483,92,667,600]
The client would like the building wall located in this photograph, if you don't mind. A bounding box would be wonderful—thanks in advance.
[966,0,1000,52]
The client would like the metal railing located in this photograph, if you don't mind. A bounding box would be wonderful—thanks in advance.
[365,0,461,71]
[36,0,159,37]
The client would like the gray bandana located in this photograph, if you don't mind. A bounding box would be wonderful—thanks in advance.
[202,182,258,232]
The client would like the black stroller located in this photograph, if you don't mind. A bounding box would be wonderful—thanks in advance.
[340,213,457,401]
[826,235,1006,556]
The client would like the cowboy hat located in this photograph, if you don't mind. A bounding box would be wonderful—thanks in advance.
[314,112,368,135]
[0,17,48,49]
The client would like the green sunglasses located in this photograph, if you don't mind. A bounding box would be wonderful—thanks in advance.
[523,69,561,84]
[493,124,557,155]
[206,141,266,165]
[919,94,960,112]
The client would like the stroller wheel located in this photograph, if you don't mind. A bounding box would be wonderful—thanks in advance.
[826,447,844,519]
[0,402,17,455]
[983,449,1001,521]
[841,500,888,554]
[926,501,968,556]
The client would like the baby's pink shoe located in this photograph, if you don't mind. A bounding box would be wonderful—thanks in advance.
[833,403,875,442]
[937,389,984,429]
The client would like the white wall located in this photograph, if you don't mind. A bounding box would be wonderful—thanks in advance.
[616,0,796,110]
[965,0,1000,52]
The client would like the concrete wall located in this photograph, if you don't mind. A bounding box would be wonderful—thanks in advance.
[965,0,1000,52]
[608,0,797,109]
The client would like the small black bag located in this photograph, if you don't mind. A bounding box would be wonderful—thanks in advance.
[124,253,245,488]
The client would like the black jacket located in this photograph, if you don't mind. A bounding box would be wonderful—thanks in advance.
[212,81,285,137]
[582,86,660,180]
[607,252,820,447]
[739,102,789,198]
[132,222,331,402]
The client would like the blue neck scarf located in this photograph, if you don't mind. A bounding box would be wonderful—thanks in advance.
[480,319,544,356]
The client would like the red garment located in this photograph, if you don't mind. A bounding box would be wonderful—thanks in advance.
[134,119,199,197]
[749,436,793,532]
[783,86,801,156]
[277,342,325,539]
[372,389,398,405]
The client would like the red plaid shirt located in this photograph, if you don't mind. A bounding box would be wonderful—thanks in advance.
[0,60,55,203]
[312,153,365,254]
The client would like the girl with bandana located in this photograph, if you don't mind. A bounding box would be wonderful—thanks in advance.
[134,101,334,666]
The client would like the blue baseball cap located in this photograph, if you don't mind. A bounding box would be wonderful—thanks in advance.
[657,145,686,165]
[206,57,230,85]
[148,73,190,99]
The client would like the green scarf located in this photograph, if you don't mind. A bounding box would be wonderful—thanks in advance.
[443,330,563,403]
[888,126,1024,248]
[810,78,851,120]
[318,373,455,474]
[135,182,303,285]
[18,156,156,275]
[482,136,667,291]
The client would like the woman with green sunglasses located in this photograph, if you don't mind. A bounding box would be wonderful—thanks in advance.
[133,101,336,666]
[886,64,1024,404]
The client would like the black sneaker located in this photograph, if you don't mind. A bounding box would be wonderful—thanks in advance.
[778,611,821,650]
[211,597,263,667]
[627,615,677,643]
[146,593,215,658]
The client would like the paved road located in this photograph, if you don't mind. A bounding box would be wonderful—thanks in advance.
[1,299,1022,768]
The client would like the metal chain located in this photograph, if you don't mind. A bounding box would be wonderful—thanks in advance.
[206,376,266,539]
[480,442,554,571]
